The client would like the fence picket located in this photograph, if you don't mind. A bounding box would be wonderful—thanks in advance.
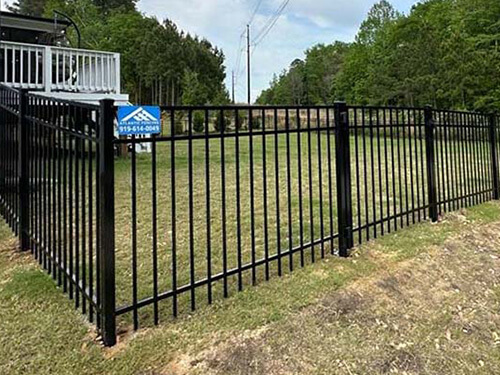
[490,114,500,200]
[18,89,29,250]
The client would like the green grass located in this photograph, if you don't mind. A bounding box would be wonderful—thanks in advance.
[25,121,495,333]
[111,130,493,329]
[1,200,500,374]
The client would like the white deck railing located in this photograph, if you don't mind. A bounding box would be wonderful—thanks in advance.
[1,41,121,94]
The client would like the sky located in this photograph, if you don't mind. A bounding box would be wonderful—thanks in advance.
[3,0,418,102]
[136,0,418,103]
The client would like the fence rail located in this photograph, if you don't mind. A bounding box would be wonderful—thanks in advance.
[1,84,499,346]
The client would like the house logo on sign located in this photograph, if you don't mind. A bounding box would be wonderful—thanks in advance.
[121,107,158,122]
[118,105,161,136]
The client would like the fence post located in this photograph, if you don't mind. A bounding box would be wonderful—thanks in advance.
[424,105,438,222]
[18,89,30,250]
[489,114,499,200]
[98,99,116,346]
[334,101,353,257]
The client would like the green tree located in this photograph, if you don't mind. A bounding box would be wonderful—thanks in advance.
[92,0,136,14]
[182,71,207,105]
[7,0,47,16]
[42,0,229,106]
[258,0,500,111]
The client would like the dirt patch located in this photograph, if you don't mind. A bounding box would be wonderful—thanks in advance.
[316,290,372,323]
[164,328,289,375]
[202,337,269,375]
[164,217,500,375]
[376,275,404,297]
[374,348,424,374]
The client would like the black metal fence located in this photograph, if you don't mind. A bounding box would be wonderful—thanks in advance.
[0,86,20,235]
[1,83,499,346]
[0,85,116,345]
[112,104,499,336]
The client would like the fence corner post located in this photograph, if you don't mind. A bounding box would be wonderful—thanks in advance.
[489,113,499,200]
[98,99,116,346]
[424,105,438,222]
[18,88,30,251]
[334,101,353,257]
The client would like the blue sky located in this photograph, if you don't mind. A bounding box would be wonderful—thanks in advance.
[3,0,418,102]
[136,0,419,103]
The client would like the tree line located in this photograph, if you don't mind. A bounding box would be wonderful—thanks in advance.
[257,0,500,112]
[7,0,230,105]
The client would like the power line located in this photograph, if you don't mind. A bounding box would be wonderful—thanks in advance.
[234,0,263,89]
[252,0,290,47]
[234,30,245,70]
[234,0,282,102]
[234,47,246,88]
[248,0,264,26]
[247,24,251,104]
[253,0,290,46]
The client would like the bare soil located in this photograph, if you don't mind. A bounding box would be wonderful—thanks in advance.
[164,213,500,375]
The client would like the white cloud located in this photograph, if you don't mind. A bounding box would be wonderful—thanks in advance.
[138,0,369,102]
[2,0,418,102]
[268,0,370,29]
[138,0,417,102]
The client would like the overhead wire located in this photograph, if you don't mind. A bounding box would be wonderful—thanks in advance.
[248,0,264,26]
[252,0,290,48]
[234,30,246,86]
[233,0,291,100]
[234,0,263,89]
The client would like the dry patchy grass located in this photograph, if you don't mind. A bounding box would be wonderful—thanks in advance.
[1,201,500,374]
[177,209,500,375]
[113,132,491,328]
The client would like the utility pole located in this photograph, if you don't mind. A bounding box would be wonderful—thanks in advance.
[232,70,235,104]
[247,24,251,104]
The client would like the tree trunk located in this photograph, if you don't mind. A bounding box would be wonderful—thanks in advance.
[172,79,175,105]
[159,79,163,106]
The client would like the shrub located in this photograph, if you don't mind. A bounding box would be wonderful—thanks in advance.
[251,116,262,129]
[214,111,230,132]
[193,111,205,133]
[235,111,246,130]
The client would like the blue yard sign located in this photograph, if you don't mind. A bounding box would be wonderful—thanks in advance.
[117,106,161,135]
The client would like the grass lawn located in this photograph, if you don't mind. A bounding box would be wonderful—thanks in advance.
[112,131,493,329]
[2,197,500,374]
